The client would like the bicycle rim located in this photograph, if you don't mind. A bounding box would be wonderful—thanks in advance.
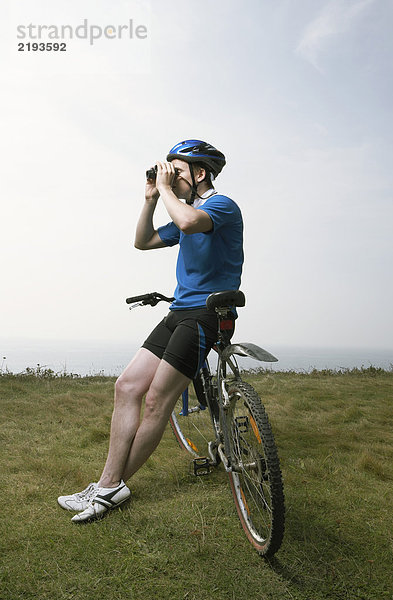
[226,381,285,557]
[170,393,217,459]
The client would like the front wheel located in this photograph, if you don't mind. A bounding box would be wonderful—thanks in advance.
[170,366,218,459]
[225,381,285,557]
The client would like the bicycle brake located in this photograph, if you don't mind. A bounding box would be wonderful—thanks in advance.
[128,302,144,311]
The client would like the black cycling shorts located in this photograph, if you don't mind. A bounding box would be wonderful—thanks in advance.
[142,308,223,380]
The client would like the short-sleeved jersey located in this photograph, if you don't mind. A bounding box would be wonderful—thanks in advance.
[157,193,244,310]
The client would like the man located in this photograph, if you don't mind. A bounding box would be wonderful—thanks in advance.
[58,139,244,522]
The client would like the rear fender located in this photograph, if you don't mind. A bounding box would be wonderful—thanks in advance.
[221,342,278,363]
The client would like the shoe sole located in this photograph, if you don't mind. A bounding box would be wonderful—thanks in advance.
[72,495,131,523]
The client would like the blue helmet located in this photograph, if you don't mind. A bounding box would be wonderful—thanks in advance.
[167,139,226,178]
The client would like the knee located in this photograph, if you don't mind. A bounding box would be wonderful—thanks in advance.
[115,374,145,402]
[143,387,165,421]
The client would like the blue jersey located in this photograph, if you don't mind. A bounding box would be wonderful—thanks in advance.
[157,193,243,310]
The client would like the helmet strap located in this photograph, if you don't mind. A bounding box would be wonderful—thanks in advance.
[186,164,216,204]
[188,163,198,204]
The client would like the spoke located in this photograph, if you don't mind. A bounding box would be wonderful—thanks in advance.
[177,414,212,447]
[225,380,285,556]
[231,414,273,535]
[241,468,272,516]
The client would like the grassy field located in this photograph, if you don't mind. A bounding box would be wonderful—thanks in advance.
[0,367,392,600]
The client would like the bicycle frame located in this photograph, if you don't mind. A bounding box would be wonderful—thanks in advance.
[180,329,278,472]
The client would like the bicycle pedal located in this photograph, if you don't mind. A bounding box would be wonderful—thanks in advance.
[192,457,211,476]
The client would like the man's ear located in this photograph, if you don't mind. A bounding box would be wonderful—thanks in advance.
[196,166,206,183]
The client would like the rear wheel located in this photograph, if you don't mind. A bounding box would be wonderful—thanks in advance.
[226,381,285,557]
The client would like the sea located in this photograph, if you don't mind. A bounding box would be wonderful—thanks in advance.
[1,338,392,376]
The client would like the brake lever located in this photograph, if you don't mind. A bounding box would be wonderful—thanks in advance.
[128,301,144,311]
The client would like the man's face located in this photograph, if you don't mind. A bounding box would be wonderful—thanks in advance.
[170,158,195,202]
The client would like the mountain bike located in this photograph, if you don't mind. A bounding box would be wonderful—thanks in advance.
[126,290,285,557]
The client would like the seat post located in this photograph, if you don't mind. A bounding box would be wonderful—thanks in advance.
[215,307,235,347]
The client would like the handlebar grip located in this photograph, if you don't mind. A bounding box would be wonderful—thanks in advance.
[125,293,156,304]
[125,292,175,305]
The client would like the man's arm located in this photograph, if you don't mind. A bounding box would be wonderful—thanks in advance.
[134,199,166,250]
[159,188,212,234]
[134,176,167,250]
[156,162,213,235]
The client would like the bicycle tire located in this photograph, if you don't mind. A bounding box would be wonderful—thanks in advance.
[225,380,285,557]
[170,366,218,459]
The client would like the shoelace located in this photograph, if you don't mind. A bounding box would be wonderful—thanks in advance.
[75,483,98,501]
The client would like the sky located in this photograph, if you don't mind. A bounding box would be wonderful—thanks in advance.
[1,0,392,351]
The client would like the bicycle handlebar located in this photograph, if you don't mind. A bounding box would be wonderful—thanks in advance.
[125,292,174,307]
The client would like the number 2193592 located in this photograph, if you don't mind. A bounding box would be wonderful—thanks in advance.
[18,42,67,51]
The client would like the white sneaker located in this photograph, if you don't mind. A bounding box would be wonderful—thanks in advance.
[71,481,131,523]
[58,482,99,512]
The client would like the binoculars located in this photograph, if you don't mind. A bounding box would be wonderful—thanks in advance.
[146,165,180,181]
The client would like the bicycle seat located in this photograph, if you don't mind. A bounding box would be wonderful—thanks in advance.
[206,290,246,310]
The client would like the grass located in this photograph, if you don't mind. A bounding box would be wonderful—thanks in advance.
[0,367,392,600]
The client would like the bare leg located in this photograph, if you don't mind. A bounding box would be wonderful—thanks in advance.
[122,359,190,480]
[98,348,160,488]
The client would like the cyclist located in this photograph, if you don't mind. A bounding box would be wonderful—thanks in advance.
[58,139,244,522]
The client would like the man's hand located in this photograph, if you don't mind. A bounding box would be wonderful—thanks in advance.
[145,171,160,203]
[155,161,177,194]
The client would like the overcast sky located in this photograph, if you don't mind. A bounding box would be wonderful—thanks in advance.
[1,0,392,351]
